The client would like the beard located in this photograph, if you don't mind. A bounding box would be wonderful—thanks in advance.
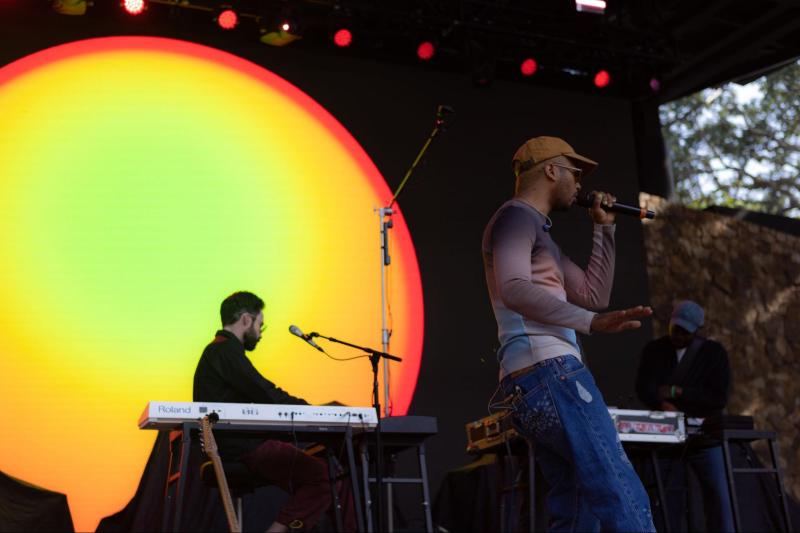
[243,327,260,351]
[553,189,575,212]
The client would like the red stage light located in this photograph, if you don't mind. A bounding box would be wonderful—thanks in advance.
[594,69,611,88]
[217,9,238,30]
[520,58,538,77]
[333,29,352,48]
[122,0,145,15]
[417,41,435,61]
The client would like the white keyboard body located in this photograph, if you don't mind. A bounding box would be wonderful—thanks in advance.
[138,401,378,430]
[608,408,686,443]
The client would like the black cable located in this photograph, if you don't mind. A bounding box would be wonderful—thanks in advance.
[320,348,370,362]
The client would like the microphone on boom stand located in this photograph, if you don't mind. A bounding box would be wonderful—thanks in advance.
[435,105,455,129]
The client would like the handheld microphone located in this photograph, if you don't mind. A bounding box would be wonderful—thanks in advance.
[289,325,324,352]
[576,191,655,219]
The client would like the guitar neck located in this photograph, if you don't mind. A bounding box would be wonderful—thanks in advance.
[201,417,241,533]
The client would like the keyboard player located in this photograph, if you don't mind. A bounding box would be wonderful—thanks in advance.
[193,291,350,532]
[635,300,733,532]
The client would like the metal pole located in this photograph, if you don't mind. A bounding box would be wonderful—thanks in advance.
[379,207,392,416]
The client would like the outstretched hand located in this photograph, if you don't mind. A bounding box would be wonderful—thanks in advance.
[590,305,652,333]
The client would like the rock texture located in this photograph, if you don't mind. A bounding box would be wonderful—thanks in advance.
[640,193,800,503]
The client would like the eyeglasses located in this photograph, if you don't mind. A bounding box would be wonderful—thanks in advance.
[550,163,583,181]
[244,313,266,333]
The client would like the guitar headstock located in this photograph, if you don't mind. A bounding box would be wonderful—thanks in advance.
[200,414,219,457]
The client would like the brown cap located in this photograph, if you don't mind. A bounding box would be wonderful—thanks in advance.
[512,136,598,176]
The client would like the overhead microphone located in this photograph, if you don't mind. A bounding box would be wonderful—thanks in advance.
[435,104,455,129]
[289,325,324,352]
[576,191,655,219]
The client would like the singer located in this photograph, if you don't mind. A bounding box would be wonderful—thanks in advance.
[482,136,656,532]
[193,291,354,532]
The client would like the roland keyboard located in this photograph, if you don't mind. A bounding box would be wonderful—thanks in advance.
[138,401,378,430]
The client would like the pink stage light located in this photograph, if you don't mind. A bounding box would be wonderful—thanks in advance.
[218,9,238,30]
[417,41,435,61]
[520,58,538,77]
[594,69,611,88]
[122,0,146,15]
[334,29,352,48]
[649,77,661,92]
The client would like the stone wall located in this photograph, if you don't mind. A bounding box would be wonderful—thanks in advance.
[639,193,800,502]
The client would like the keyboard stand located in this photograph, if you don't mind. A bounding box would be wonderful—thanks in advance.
[496,439,536,533]
[160,422,367,533]
[358,416,437,533]
[717,429,793,533]
[161,422,193,533]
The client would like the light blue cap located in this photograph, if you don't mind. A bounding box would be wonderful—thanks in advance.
[670,300,704,333]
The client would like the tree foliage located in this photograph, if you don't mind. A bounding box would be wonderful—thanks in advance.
[660,60,800,217]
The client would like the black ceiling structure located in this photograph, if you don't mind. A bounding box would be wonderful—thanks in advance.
[24,0,800,102]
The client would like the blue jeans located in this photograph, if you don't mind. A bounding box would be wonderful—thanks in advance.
[501,355,656,533]
[657,445,734,532]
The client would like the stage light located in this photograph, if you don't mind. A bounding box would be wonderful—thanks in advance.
[260,17,301,47]
[417,41,435,61]
[520,58,538,77]
[52,0,88,15]
[258,6,302,46]
[575,0,606,14]
[333,28,352,48]
[217,9,238,30]
[122,0,146,15]
[649,77,661,92]
[594,69,611,88]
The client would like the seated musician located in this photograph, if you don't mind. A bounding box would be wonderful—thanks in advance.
[193,291,343,532]
[635,299,733,532]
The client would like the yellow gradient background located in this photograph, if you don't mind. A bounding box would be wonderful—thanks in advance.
[0,37,424,531]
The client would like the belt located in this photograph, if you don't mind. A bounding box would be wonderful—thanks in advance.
[507,357,556,380]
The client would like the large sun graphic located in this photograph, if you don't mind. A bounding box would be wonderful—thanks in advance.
[0,37,424,531]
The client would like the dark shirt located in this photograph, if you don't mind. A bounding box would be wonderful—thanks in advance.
[635,335,730,418]
[193,329,307,459]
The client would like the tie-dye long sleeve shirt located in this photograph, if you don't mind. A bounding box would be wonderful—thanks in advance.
[482,198,616,378]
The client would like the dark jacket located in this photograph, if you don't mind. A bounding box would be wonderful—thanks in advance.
[193,329,306,458]
[635,335,730,418]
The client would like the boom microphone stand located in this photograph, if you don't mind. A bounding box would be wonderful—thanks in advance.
[378,104,454,416]
[309,332,401,532]
[374,104,453,531]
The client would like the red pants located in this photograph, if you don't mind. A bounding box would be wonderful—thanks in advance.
[240,440,355,531]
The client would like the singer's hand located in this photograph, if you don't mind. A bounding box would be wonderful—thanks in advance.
[588,190,617,225]
[590,305,652,333]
